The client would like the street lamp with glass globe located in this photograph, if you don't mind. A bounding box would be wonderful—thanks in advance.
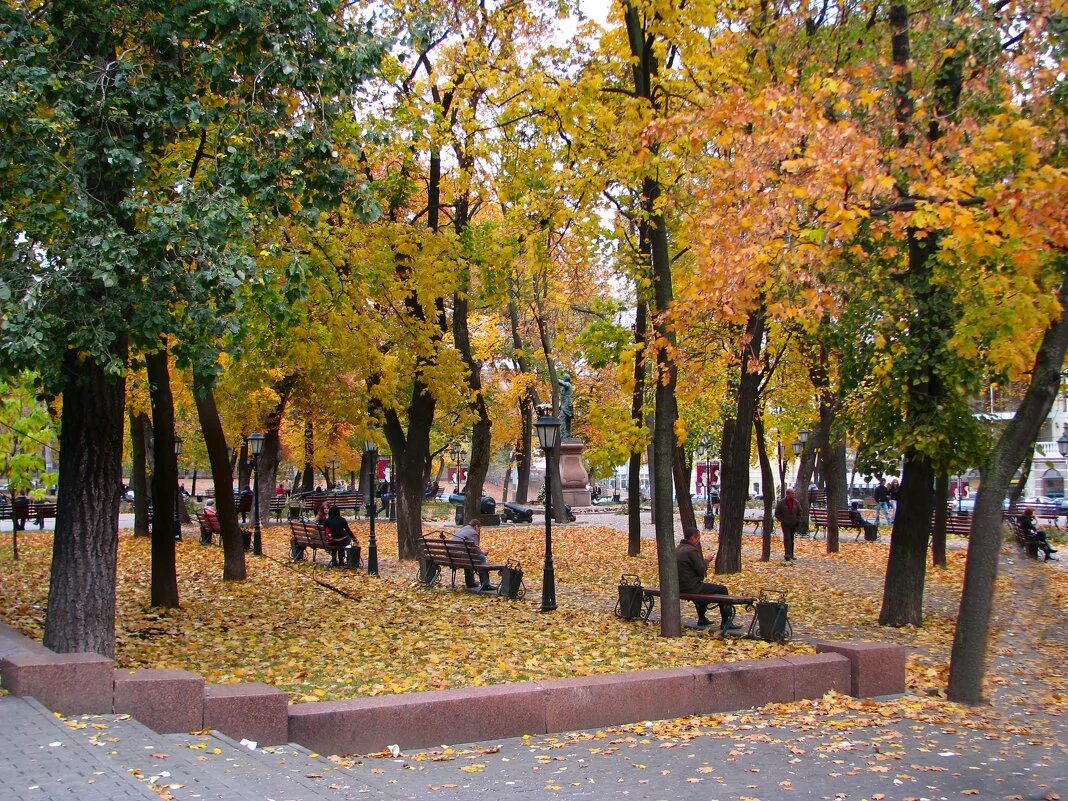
[534,410,562,613]
[247,432,265,556]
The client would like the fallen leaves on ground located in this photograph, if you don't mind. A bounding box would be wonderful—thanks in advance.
[0,522,1063,716]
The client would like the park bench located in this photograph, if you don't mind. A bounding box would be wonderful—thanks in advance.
[940,513,972,538]
[289,519,357,566]
[269,495,290,520]
[810,507,875,540]
[194,511,253,549]
[1009,502,1060,530]
[615,576,756,633]
[300,492,365,518]
[24,502,56,528]
[1004,514,1043,559]
[417,532,511,594]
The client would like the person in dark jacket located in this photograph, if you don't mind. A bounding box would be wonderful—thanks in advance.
[1019,508,1057,560]
[323,506,357,567]
[675,527,741,631]
[12,491,29,532]
[774,487,802,561]
[873,478,891,525]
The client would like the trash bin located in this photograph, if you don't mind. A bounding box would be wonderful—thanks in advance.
[499,559,524,598]
[616,574,644,619]
[754,589,790,642]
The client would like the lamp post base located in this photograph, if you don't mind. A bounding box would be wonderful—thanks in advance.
[703,510,715,531]
[540,563,557,612]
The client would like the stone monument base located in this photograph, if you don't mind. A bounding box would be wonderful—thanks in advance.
[559,438,592,507]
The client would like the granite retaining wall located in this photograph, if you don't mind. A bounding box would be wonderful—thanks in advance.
[0,622,904,755]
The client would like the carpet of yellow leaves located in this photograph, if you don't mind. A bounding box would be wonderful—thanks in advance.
[0,523,1049,708]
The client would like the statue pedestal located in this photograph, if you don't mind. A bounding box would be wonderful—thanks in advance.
[559,439,592,507]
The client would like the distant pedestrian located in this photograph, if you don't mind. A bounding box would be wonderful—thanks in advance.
[873,478,891,525]
[12,491,29,532]
[887,479,900,522]
[774,487,802,561]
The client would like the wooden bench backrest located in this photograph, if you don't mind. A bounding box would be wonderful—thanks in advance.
[811,508,856,524]
[290,520,336,548]
[420,533,483,569]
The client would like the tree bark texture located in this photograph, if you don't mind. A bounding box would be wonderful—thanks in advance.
[716,307,765,575]
[301,418,314,492]
[879,450,934,626]
[146,349,179,609]
[130,410,151,537]
[948,267,1068,703]
[932,471,949,568]
[754,415,774,562]
[44,346,127,657]
[193,375,246,581]
[673,445,696,533]
[453,247,493,524]
[506,295,535,504]
[628,298,648,557]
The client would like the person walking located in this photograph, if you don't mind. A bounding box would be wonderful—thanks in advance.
[873,478,891,525]
[774,487,802,561]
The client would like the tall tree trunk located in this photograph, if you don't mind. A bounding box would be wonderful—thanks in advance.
[879,451,934,626]
[628,297,648,556]
[880,0,964,625]
[825,436,847,553]
[44,345,127,657]
[193,375,246,581]
[301,418,314,492]
[948,266,1068,703]
[1008,451,1031,507]
[754,415,775,562]
[716,306,765,575]
[624,2,680,636]
[794,442,817,538]
[384,372,437,560]
[130,410,151,537]
[807,332,842,551]
[454,222,493,524]
[145,349,179,609]
[673,445,696,532]
[932,471,949,568]
[506,295,536,504]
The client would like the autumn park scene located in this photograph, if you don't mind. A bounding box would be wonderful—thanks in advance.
[0,0,1065,799]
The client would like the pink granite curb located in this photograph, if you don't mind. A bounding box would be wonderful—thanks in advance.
[0,621,906,751]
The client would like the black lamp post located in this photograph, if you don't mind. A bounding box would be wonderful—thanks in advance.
[173,436,183,541]
[535,410,561,613]
[329,458,339,490]
[700,432,714,530]
[365,436,379,576]
[248,432,264,556]
[450,443,466,493]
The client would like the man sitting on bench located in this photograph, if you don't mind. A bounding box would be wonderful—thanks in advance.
[676,526,742,631]
[451,518,495,593]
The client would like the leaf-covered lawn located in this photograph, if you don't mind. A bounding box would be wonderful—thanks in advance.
[0,522,1021,704]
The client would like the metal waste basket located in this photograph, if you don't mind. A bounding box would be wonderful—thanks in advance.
[616,574,644,619]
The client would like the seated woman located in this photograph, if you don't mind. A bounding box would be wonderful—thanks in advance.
[1019,508,1057,560]
[315,501,330,526]
[323,506,359,567]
